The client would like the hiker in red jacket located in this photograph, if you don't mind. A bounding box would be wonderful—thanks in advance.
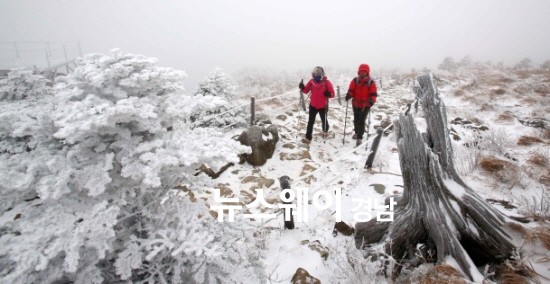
[299,66,335,144]
[345,64,378,146]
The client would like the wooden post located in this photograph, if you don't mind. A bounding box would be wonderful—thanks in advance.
[364,128,383,169]
[250,97,255,126]
[14,42,19,58]
[336,86,341,105]
[63,45,70,74]
[45,48,51,69]
[279,176,294,230]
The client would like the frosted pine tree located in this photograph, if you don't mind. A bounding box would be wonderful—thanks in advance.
[0,50,263,283]
[190,67,248,128]
[0,69,50,101]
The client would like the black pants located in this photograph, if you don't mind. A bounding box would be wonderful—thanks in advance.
[353,107,370,139]
[306,105,329,140]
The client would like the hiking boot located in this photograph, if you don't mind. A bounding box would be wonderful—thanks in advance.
[302,138,311,144]
[321,131,330,138]
[355,138,362,147]
[352,133,358,139]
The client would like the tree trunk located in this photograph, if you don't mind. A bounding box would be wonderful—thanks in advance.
[354,74,518,282]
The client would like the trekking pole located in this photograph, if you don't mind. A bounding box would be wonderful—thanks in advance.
[365,109,372,150]
[299,79,306,111]
[342,100,349,145]
[323,98,329,144]
[298,79,305,142]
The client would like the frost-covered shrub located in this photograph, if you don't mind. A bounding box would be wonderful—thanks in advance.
[190,67,248,128]
[115,191,265,283]
[0,69,49,100]
[0,50,258,283]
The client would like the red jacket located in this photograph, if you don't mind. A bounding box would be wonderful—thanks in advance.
[348,76,377,108]
[302,76,335,109]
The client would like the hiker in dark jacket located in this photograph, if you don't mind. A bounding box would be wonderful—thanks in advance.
[299,66,335,144]
[345,64,378,146]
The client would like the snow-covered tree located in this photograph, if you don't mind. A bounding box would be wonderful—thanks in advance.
[514,57,533,70]
[459,55,472,68]
[191,67,248,128]
[438,57,458,72]
[541,60,550,70]
[0,69,49,100]
[0,50,260,283]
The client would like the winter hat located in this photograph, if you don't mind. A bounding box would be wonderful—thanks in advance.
[358,64,370,74]
[312,66,325,77]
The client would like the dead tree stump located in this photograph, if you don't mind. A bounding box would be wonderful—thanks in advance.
[354,74,519,282]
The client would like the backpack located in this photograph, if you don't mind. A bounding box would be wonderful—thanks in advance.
[354,77,373,87]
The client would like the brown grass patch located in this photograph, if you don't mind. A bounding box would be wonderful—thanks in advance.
[517,135,544,146]
[468,117,484,125]
[461,95,479,104]
[498,258,538,284]
[479,103,495,112]
[506,222,528,235]
[499,77,515,84]
[526,226,550,250]
[534,86,549,96]
[543,129,550,140]
[513,86,530,95]
[540,169,550,187]
[497,112,515,122]
[480,157,512,172]
[527,153,549,167]
[515,70,533,80]
[493,88,506,95]
[421,265,466,284]
[520,97,538,105]
[481,74,514,86]
[453,89,465,97]
[478,157,522,185]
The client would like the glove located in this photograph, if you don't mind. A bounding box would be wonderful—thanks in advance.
[299,81,305,90]
[345,94,352,101]
[324,90,331,98]
[369,98,375,107]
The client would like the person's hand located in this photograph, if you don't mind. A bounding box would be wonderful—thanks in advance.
[345,93,352,101]
[324,90,331,98]
[299,80,305,90]
[369,98,374,107]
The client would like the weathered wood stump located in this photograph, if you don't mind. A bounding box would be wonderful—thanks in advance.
[355,74,519,282]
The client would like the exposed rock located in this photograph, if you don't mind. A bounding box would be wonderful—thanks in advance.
[241,175,275,191]
[450,117,489,132]
[301,240,329,260]
[280,150,312,161]
[300,164,317,177]
[215,183,234,198]
[238,125,279,166]
[291,268,321,284]
[282,143,296,149]
[517,117,549,130]
[333,221,354,236]
[174,185,197,202]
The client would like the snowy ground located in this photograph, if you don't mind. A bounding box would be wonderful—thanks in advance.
[200,69,549,283]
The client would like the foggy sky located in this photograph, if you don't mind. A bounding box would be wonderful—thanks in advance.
[2,0,550,88]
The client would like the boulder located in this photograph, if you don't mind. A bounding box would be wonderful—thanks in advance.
[291,268,321,284]
[238,125,279,166]
[333,221,354,236]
